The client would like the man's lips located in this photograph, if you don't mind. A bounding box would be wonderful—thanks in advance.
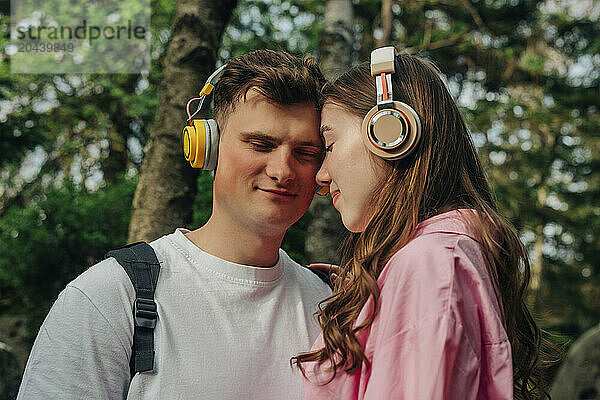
[259,188,297,197]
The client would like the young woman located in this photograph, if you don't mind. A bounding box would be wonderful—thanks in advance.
[292,48,553,399]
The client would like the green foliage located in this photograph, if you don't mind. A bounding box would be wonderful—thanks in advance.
[0,0,176,337]
[220,0,324,60]
[0,175,136,337]
[0,0,175,183]
[1,0,598,353]
[282,211,311,266]
[191,172,214,228]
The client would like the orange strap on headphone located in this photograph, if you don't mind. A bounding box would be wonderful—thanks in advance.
[380,72,389,101]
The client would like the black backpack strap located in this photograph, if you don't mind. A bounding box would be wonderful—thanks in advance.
[104,242,161,379]
[304,266,333,289]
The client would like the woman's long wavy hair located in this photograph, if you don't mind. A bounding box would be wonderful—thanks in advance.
[292,54,558,399]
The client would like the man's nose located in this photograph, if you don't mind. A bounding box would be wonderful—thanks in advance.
[266,149,296,185]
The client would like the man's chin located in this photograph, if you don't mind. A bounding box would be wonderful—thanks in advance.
[254,212,303,233]
[247,196,311,231]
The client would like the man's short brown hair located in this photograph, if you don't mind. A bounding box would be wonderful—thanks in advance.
[213,49,326,127]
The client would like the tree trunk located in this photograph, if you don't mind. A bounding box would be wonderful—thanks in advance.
[0,341,21,400]
[318,0,354,80]
[128,0,238,243]
[551,323,600,399]
[375,0,392,47]
[530,186,548,311]
[305,0,354,263]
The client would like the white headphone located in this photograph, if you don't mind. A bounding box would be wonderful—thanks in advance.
[361,47,422,160]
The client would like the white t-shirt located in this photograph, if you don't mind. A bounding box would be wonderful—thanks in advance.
[18,228,331,399]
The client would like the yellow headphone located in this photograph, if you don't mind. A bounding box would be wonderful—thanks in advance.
[182,64,226,171]
[362,46,421,160]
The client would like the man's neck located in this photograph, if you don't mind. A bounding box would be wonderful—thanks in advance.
[184,215,285,267]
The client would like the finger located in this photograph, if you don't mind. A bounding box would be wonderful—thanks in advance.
[307,263,337,272]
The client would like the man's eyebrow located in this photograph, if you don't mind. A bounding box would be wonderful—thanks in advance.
[239,131,322,148]
[240,131,280,143]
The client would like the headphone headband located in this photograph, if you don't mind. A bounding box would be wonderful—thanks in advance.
[199,64,227,96]
[370,46,396,75]
[371,47,396,106]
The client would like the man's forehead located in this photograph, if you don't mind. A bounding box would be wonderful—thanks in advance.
[227,91,319,139]
[238,88,315,111]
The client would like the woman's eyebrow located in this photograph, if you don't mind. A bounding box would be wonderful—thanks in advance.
[296,141,323,149]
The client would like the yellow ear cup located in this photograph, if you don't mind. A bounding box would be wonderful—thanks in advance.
[361,101,421,160]
[182,119,207,168]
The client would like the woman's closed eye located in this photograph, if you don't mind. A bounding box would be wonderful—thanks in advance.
[294,148,325,164]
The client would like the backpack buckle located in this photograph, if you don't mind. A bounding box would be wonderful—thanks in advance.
[134,298,157,329]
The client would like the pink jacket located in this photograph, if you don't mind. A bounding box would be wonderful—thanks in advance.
[303,209,513,400]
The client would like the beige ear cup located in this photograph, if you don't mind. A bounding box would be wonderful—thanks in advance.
[361,101,421,160]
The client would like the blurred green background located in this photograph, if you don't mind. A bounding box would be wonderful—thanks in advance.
[0,0,598,389]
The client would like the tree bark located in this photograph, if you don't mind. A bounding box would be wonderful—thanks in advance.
[375,0,393,48]
[551,323,600,399]
[305,0,354,263]
[0,341,21,400]
[128,0,237,243]
[318,0,354,80]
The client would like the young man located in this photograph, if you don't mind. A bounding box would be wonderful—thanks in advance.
[17,50,331,399]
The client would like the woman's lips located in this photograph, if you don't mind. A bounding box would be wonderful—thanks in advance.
[331,190,340,207]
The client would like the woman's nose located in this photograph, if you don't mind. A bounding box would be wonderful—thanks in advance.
[315,163,330,187]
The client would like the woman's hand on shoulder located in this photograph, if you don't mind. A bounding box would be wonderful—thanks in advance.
[307,263,348,284]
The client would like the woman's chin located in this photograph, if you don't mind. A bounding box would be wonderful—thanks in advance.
[341,214,367,233]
